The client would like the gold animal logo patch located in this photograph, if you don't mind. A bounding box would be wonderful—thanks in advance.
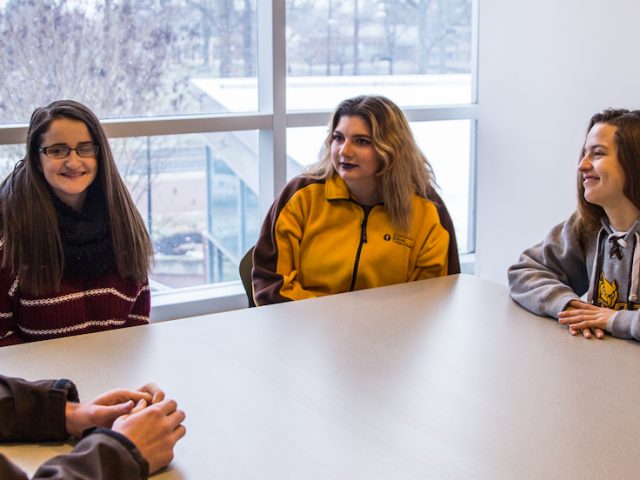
[597,272,618,308]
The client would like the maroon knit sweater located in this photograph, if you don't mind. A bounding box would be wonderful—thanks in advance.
[0,246,150,347]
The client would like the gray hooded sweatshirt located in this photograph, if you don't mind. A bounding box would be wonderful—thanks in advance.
[508,212,640,340]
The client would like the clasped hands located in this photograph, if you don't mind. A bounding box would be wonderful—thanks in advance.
[65,383,186,474]
[557,299,614,339]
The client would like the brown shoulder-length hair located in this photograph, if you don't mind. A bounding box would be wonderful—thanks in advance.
[0,100,153,295]
[306,95,436,232]
[577,108,640,237]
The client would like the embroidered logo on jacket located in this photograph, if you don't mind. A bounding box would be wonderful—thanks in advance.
[391,233,414,249]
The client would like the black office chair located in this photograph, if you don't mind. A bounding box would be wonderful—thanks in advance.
[239,246,256,307]
[428,190,461,275]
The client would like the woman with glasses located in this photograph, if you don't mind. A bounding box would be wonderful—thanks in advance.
[252,95,459,305]
[0,100,153,346]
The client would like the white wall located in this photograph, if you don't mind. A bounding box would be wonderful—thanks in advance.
[476,0,640,284]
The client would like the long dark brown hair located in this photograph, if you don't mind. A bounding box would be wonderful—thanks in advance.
[0,100,153,295]
[306,95,436,232]
[577,108,640,237]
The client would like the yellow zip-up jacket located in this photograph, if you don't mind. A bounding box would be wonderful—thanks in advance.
[252,175,458,305]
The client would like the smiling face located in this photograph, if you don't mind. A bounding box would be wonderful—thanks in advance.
[331,115,382,204]
[579,123,627,214]
[39,117,98,210]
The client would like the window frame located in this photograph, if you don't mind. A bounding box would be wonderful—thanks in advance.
[0,0,479,320]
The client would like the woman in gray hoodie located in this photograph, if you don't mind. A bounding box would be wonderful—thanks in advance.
[509,109,640,341]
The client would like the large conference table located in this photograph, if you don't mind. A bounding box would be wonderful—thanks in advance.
[1,274,639,479]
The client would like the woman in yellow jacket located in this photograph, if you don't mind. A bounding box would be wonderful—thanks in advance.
[252,95,459,305]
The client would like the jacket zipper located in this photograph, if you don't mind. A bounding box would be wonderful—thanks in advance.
[349,206,372,291]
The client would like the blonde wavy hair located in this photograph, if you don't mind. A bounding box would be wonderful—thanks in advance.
[306,95,436,232]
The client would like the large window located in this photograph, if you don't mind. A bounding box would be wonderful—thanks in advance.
[0,0,477,317]
[0,0,259,120]
[286,0,473,105]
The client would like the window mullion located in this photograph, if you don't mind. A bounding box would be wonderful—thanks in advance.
[257,0,287,220]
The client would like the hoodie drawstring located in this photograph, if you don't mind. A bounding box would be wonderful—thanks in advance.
[629,232,640,302]
[590,227,640,305]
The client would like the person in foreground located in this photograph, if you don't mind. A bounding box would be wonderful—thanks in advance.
[0,100,153,346]
[0,375,186,479]
[509,108,640,341]
[252,95,459,305]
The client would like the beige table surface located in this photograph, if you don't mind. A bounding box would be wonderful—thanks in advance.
[1,274,639,479]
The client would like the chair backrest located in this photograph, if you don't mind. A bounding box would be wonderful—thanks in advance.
[428,190,461,275]
[239,246,256,307]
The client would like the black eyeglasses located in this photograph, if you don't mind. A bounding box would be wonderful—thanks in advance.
[39,143,99,159]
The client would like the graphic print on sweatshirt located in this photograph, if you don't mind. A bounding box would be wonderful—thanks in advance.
[596,272,640,310]
[597,272,618,308]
